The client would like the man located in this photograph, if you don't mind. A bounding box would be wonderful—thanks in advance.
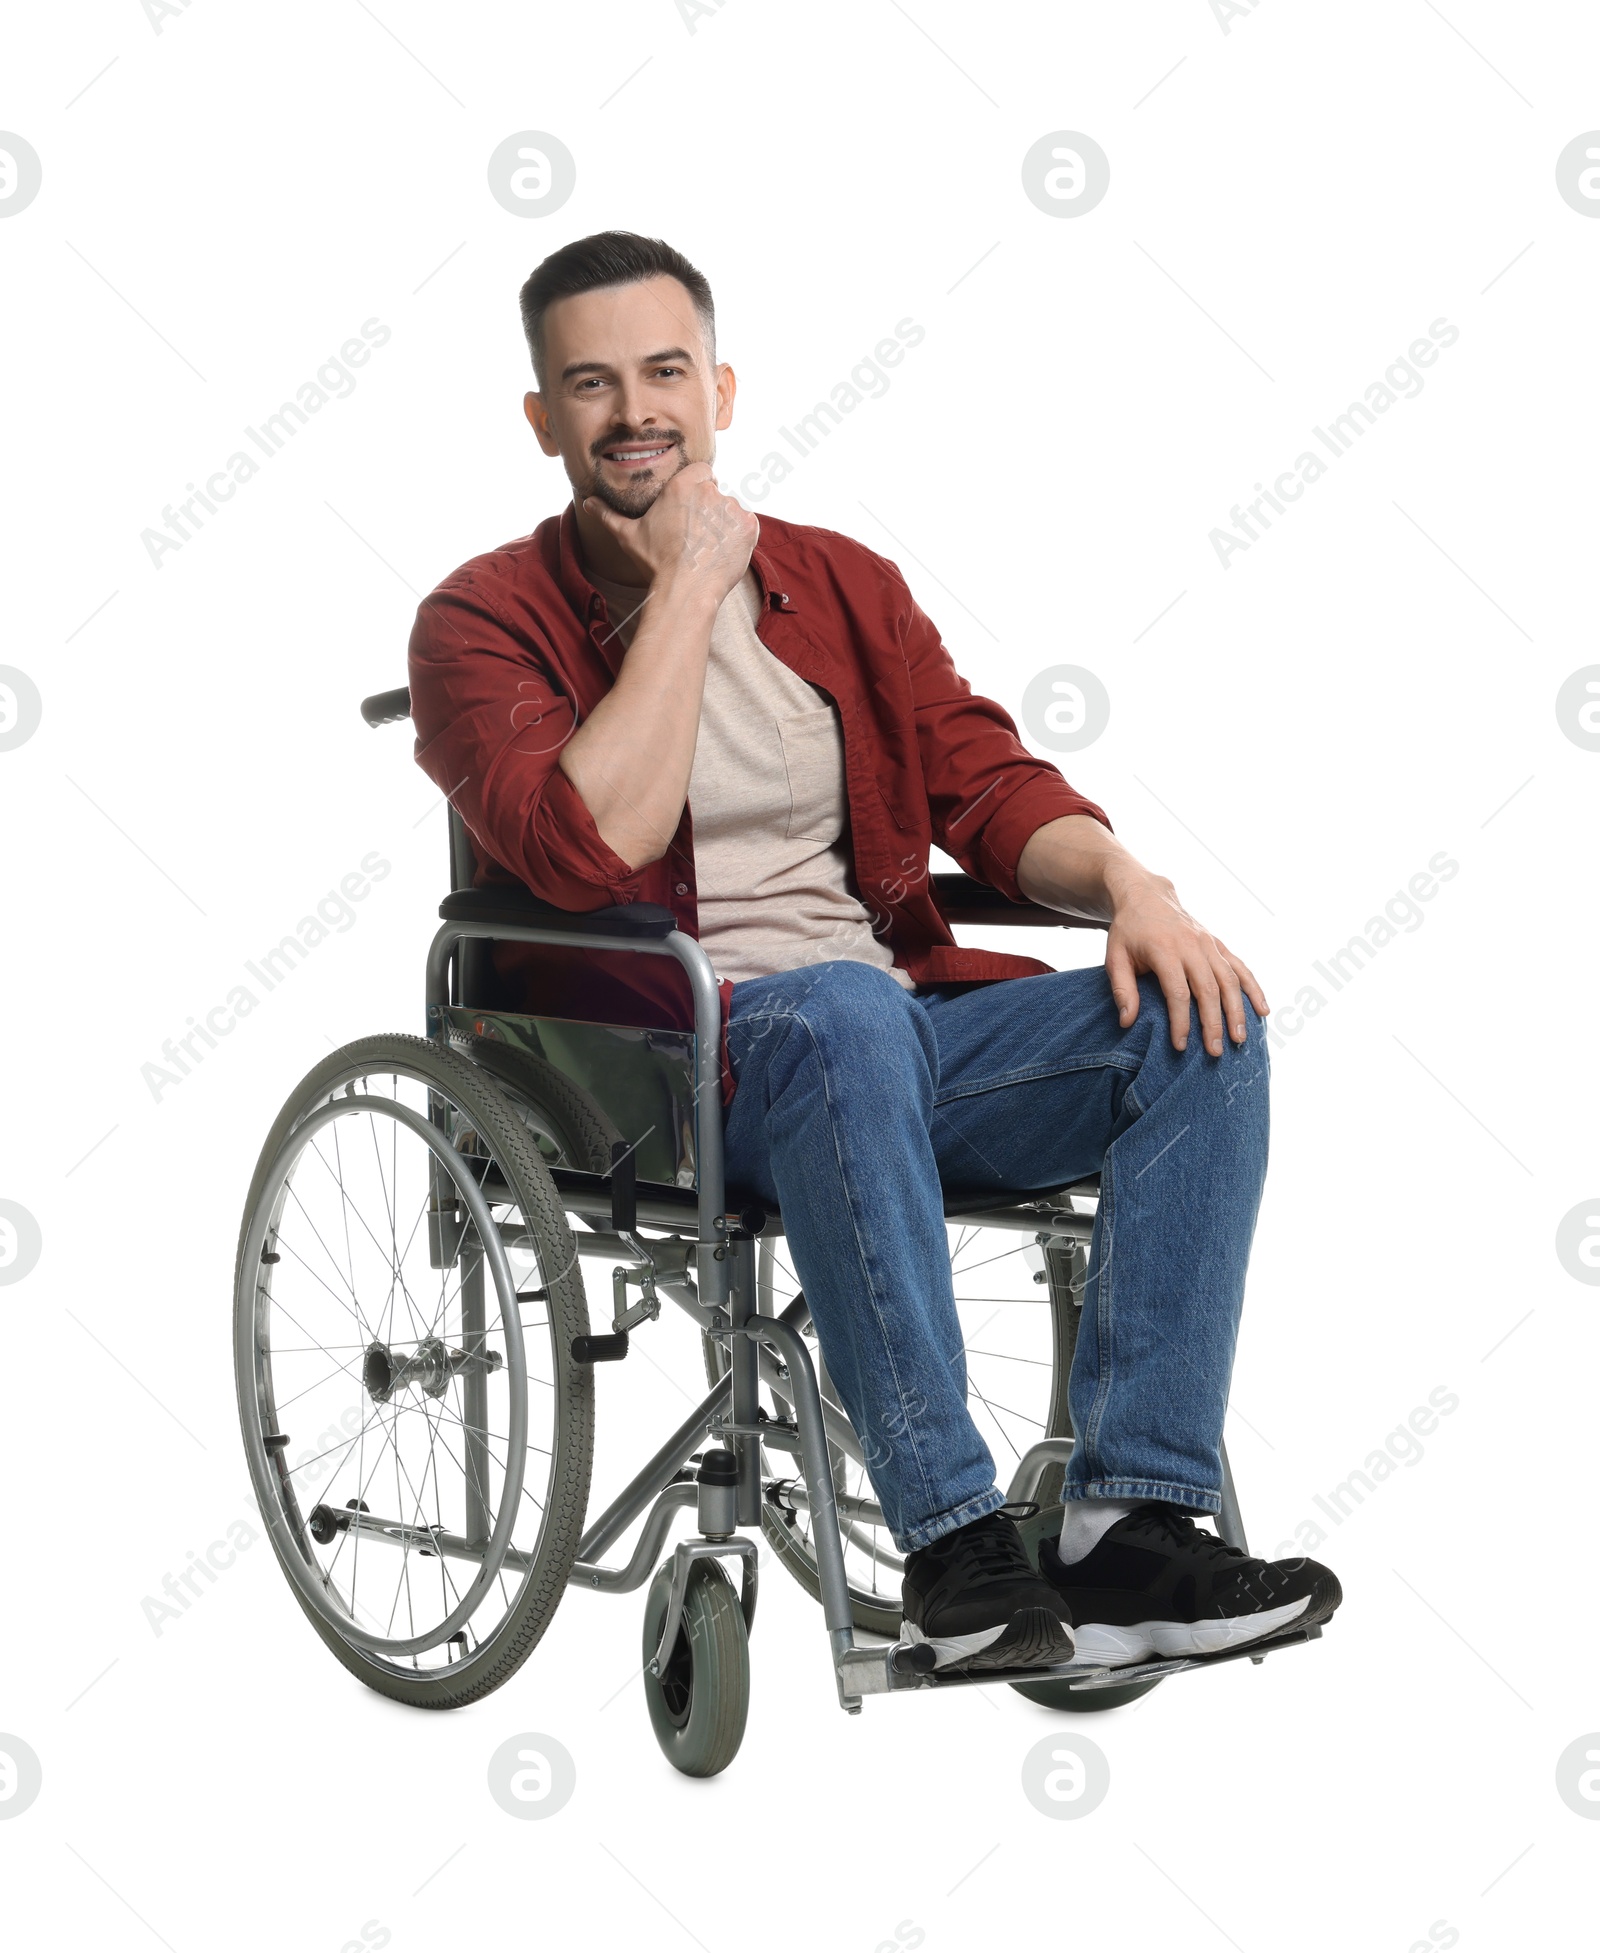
[408,230,1342,1675]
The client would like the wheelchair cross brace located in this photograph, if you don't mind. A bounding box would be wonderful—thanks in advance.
[425,912,1301,1716]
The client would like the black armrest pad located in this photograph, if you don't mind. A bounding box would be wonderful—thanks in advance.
[441,876,1089,940]
[439,886,678,941]
[932,872,1103,929]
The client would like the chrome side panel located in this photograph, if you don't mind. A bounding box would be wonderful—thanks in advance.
[439,1003,698,1190]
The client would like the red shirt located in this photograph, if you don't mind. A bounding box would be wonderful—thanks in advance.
[407,505,1111,1100]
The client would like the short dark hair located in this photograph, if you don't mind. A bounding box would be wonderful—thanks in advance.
[519,230,716,390]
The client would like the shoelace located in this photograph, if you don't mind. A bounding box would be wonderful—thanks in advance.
[926,1502,1040,1584]
[1122,1502,1247,1563]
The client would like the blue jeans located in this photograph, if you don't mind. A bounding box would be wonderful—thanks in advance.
[721,959,1270,1552]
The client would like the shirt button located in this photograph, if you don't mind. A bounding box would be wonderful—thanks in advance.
[675,883,689,896]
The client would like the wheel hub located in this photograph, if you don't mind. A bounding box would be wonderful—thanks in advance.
[362,1336,502,1404]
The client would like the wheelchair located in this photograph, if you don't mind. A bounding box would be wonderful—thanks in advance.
[231,682,1320,1777]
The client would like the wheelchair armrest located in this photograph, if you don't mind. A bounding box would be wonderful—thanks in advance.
[932,873,1105,930]
[439,886,679,941]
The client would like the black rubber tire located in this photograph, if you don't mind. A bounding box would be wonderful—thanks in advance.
[233,1032,595,1710]
[1009,1673,1165,1713]
[641,1559,750,1778]
[455,1033,619,1174]
[716,1236,1082,1638]
[1008,1503,1165,1713]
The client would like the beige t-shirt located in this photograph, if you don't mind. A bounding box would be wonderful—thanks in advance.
[586,566,915,991]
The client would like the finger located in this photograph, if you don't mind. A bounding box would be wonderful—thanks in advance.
[1183,954,1226,1057]
[581,494,625,537]
[1211,951,1249,1044]
[1104,938,1141,1028]
[1148,953,1195,1051]
[1214,939,1269,1018]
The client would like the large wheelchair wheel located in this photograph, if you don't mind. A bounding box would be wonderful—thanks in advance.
[234,1033,594,1709]
[704,1221,1083,1637]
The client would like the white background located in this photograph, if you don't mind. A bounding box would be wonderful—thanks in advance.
[2,1,1597,1947]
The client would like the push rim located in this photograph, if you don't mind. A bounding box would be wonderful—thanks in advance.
[238,1069,542,1662]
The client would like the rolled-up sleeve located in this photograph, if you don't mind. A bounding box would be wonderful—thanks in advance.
[407,572,644,909]
[895,576,1112,903]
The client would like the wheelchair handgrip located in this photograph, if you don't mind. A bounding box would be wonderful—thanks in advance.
[361,686,412,727]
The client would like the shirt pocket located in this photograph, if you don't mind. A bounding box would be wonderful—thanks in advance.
[777,706,846,845]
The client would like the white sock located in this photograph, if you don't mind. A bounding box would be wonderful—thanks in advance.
[1056,1498,1143,1565]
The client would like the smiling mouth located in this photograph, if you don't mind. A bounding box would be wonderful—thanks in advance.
[600,441,677,469]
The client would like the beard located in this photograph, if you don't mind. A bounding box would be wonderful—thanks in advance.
[581,433,689,520]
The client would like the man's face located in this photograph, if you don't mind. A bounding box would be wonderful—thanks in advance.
[524,274,734,519]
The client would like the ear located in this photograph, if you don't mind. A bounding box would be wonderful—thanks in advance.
[524,391,561,457]
[713,362,737,434]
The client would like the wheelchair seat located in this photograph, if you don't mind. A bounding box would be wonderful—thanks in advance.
[545,1163,1099,1236]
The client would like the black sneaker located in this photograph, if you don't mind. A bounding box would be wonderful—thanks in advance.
[900,1504,1075,1672]
[1037,1502,1342,1667]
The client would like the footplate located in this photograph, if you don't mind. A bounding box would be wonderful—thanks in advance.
[838,1618,1324,1699]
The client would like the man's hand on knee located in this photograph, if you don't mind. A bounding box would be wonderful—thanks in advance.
[1014,815,1267,1058]
[1102,872,1268,1058]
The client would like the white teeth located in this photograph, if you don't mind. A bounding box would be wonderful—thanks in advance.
[608,447,668,460]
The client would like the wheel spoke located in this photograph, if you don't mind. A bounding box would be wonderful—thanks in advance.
[944,1237,1037,1280]
[730,1214,1073,1620]
[270,1352,367,1414]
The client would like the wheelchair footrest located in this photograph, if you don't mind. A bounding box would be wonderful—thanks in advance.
[845,1618,1327,1700]
[571,1332,629,1364]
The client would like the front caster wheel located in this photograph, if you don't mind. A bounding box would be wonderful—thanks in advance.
[641,1559,750,1778]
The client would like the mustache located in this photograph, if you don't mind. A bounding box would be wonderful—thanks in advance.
[590,429,684,458]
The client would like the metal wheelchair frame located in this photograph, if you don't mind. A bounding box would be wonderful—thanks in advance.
[416,830,1312,1716]
[291,680,1325,1735]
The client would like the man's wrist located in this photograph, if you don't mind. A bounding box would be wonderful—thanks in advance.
[1102,858,1170,912]
[648,566,725,622]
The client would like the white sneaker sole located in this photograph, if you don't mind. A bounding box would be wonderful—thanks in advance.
[900,1618,1007,1667]
[900,1606,1074,1672]
[1067,1595,1312,1668]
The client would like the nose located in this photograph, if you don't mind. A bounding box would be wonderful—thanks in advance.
[610,374,658,434]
